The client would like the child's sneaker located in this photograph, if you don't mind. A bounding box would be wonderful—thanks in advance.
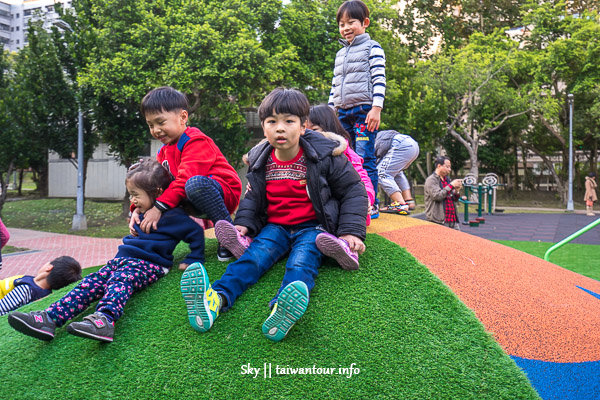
[381,202,410,215]
[8,310,56,341]
[262,281,309,342]
[215,220,252,260]
[180,262,220,333]
[66,312,114,342]
[370,203,380,219]
[216,244,234,262]
[315,232,360,270]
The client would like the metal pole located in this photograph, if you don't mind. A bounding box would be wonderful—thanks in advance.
[566,94,574,211]
[71,107,87,230]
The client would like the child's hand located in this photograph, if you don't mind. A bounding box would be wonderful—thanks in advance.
[129,209,141,236]
[340,234,366,254]
[139,206,162,234]
[235,225,249,236]
[365,106,382,132]
[178,262,188,271]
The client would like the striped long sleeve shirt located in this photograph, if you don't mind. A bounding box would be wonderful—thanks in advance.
[328,36,386,110]
[0,285,31,315]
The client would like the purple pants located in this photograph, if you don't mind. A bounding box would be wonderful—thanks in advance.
[46,257,165,326]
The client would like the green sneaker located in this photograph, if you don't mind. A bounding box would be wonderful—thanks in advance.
[262,281,309,342]
[180,262,220,333]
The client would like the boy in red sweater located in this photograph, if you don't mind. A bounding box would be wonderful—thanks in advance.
[130,86,242,262]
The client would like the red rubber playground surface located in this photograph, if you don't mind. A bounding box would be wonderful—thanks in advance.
[370,213,600,400]
[2,215,599,399]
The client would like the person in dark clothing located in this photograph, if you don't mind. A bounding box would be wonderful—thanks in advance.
[8,159,205,343]
[181,88,368,342]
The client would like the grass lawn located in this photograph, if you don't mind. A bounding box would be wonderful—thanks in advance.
[0,236,538,399]
[493,240,600,281]
[2,198,130,238]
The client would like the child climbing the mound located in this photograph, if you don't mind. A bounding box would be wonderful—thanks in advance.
[8,159,205,343]
[181,88,368,342]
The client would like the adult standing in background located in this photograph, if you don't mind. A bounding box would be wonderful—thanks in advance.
[424,156,463,230]
[584,172,597,216]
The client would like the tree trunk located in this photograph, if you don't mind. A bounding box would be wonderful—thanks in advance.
[0,161,15,215]
[17,169,24,196]
[122,190,131,218]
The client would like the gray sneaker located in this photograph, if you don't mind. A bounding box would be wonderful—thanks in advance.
[66,312,114,342]
[8,310,56,341]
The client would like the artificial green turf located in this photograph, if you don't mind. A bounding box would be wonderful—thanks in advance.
[0,235,539,399]
[494,240,600,281]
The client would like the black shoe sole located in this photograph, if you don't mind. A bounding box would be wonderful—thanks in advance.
[8,314,54,341]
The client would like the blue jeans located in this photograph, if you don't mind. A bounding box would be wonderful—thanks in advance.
[211,222,324,311]
[338,104,379,205]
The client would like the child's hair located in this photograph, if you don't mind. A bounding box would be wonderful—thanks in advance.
[336,0,370,24]
[589,172,597,178]
[126,158,173,203]
[258,88,310,125]
[140,86,189,116]
[309,104,352,143]
[46,256,82,290]
[434,156,449,168]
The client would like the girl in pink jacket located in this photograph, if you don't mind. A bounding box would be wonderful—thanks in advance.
[307,105,376,224]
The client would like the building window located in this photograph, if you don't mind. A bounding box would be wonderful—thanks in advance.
[23,10,31,16]
[46,5,54,12]
[16,26,19,31]
[10,27,13,32]
[16,13,19,18]
[16,39,19,44]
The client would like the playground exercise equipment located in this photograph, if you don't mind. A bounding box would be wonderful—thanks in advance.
[459,173,504,226]
[544,217,600,261]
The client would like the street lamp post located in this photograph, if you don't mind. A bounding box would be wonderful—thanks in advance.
[567,93,574,212]
[53,19,86,230]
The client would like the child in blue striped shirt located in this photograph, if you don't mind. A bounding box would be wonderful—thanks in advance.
[0,256,81,316]
[328,0,386,218]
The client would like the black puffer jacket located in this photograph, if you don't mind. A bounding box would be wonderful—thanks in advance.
[234,130,368,241]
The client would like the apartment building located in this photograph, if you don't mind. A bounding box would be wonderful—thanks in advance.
[0,0,72,52]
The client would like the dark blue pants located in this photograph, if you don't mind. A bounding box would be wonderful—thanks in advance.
[338,104,379,205]
[212,222,324,310]
[46,257,165,326]
[184,175,233,224]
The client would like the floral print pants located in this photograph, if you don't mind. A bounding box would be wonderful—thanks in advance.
[46,257,165,327]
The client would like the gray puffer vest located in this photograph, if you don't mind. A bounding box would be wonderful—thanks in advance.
[331,33,379,109]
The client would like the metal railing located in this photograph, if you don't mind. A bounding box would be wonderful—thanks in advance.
[543,217,600,261]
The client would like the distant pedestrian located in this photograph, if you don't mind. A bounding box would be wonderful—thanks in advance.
[585,172,597,216]
[424,156,463,230]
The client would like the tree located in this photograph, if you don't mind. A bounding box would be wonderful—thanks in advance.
[403,0,522,51]
[513,2,600,203]
[9,19,80,197]
[403,32,530,177]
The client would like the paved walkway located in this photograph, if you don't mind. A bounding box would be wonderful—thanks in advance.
[0,228,122,279]
[0,226,218,280]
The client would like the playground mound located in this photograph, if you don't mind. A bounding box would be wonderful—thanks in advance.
[0,237,537,399]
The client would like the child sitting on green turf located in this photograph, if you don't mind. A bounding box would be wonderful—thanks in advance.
[8,159,205,343]
[180,88,368,342]
[0,256,82,316]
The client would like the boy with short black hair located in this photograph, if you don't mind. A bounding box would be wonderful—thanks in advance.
[0,256,82,316]
[133,86,242,262]
[181,88,368,342]
[329,0,386,218]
